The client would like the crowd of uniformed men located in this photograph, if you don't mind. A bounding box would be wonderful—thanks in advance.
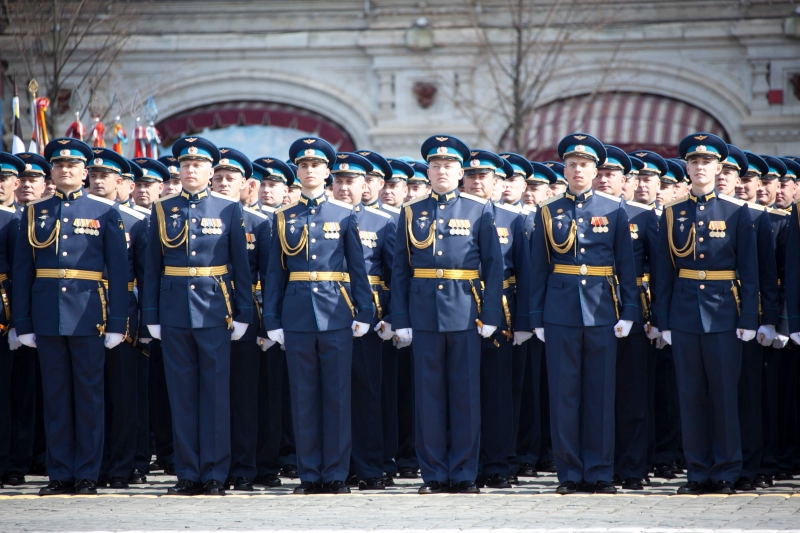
[0,126,799,498]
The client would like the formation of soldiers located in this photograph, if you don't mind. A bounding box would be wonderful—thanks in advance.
[0,129,799,497]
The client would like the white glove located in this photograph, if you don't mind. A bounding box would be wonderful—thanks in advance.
[257,336,275,352]
[374,321,394,341]
[478,324,497,338]
[139,338,152,344]
[661,330,672,346]
[394,328,413,349]
[8,328,21,350]
[614,320,634,338]
[267,329,285,346]
[534,328,545,343]
[352,321,370,338]
[104,332,124,350]
[655,337,669,349]
[148,325,162,340]
[790,332,800,346]
[18,333,36,348]
[772,334,789,349]
[737,329,757,342]
[231,321,248,341]
[645,324,661,340]
[513,331,533,345]
[757,325,776,347]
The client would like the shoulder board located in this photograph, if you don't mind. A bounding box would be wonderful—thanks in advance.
[0,205,16,214]
[541,194,564,207]
[260,205,276,214]
[746,201,766,212]
[381,204,400,214]
[768,207,789,217]
[402,194,430,208]
[459,192,487,204]
[276,201,299,214]
[594,190,621,203]
[27,195,53,206]
[718,193,746,206]
[133,205,151,215]
[521,206,531,215]
[244,206,268,219]
[118,204,146,220]
[365,207,392,219]
[155,193,179,203]
[625,200,654,211]
[494,202,522,214]
[87,194,116,206]
[210,191,237,202]
[327,197,354,210]
[663,197,688,209]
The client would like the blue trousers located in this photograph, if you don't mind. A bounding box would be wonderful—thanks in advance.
[396,345,418,470]
[352,330,384,480]
[133,347,150,474]
[148,340,173,465]
[738,339,763,481]
[4,347,38,476]
[672,330,742,484]
[615,326,650,480]
[162,325,231,483]
[544,324,616,484]
[413,329,481,484]
[101,342,138,479]
[480,335,513,477]
[509,339,539,473]
[381,341,398,476]
[761,345,798,476]
[37,335,105,482]
[256,344,286,476]
[229,339,261,480]
[285,328,352,483]
[654,345,682,467]
[0,340,11,477]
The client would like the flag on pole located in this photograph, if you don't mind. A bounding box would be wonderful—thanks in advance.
[11,90,25,154]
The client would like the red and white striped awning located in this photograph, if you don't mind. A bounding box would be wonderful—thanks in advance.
[504,92,728,161]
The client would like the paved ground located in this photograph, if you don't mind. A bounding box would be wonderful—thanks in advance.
[1,472,799,532]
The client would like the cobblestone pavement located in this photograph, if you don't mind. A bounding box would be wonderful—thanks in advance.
[1,472,798,532]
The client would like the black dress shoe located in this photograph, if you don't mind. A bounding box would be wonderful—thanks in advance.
[167,479,204,496]
[128,469,147,484]
[621,478,643,490]
[418,480,446,494]
[754,473,772,488]
[398,467,419,478]
[3,472,26,486]
[587,480,617,494]
[486,474,511,489]
[555,481,578,494]
[712,480,736,495]
[381,472,395,486]
[280,465,298,479]
[358,477,385,490]
[677,481,707,495]
[453,480,480,494]
[345,473,359,487]
[39,480,75,496]
[75,479,97,495]
[537,460,556,473]
[293,481,319,495]
[231,477,254,491]
[643,475,651,486]
[734,478,755,491]
[774,472,794,481]
[654,463,676,479]
[254,474,282,487]
[517,463,537,477]
[148,460,165,474]
[507,474,520,485]
[327,480,351,494]
[612,473,622,486]
[164,463,177,476]
[109,478,129,489]
[204,479,226,495]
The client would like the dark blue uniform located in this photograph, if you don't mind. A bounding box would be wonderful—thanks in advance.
[0,196,19,485]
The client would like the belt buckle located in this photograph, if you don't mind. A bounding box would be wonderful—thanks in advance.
[579,264,588,276]
[188,267,197,277]
[309,271,318,281]
[435,269,444,279]
[58,269,67,279]
[698,270,707,280]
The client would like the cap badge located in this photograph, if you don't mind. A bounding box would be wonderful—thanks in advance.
[185,137,197,142]
[168,166,177,173]
[501,154,510,159]
[303,139,315,144]
[219,149,229,154]
[135,159,146,163]
[574,135,587,140]
[697,145,707,152]
[142,169,149,176]
[337,154,348,159]
[304,149,315,156]
[57,140,70,145]
[545,162,553,167]
[25,164,32,170]
[93,149,103,154]
[470,159,481,167]
[574,145,586,152]
[187,147,198,155]
[435,137,448,142]
[94,158,104,166]
[635,152,647,157]
[261,158,273,163]
[358,152,370,157]
[219,158,229,165]
[60,149,71,156]
[694,135,708,141]
[436,147,448,155]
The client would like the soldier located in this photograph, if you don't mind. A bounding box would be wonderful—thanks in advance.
[132,160,164,210]
[378,159,408,209]
[285,179,302,205]
[406,161,431,202]
[621,162,639,202]
[255,156,289,210]
[158,156,183,197]
[545,161,568,197]
[653,133,760,495]
[142,136,252,496]
[13,138,129,495]
[521,161,551,208]
[391,135,503,494]
[263,137,374,495]
[655,161,678,208]
[756,156,781,208]
[115,159,136,209]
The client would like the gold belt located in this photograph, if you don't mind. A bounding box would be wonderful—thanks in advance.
[253,282,261,291]
[552,264,613,276]
[413,269,479,280]
[163,266,228,277]
[636,274,650,286]
[36,269,103,281]
[367,275,383,285]
[0,274,7,283]
[102,280,135,291]
[678,269,736,281]
[481,277,517,290]
[289,271,347,282]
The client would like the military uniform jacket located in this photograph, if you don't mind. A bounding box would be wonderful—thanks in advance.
[237,206,271,342]
[623,200,660,325]
[0,204,18,331]
[142,188,252,329]
[769,207,790,334]
[391,190,503,332]
[747,203,779,328]
[653,192,759,334]
[365,200,400,225]
[782,205,800,334]
[262,194,374,332]
[353,204,396,327]
[13,189,129,336]
[530,189,639,328]
[116,204,149,341]
[492,202,532,333]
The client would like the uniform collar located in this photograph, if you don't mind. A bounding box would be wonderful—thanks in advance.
[689,190,716,204]
[180,188,210,202]
[364,199,381,209]
[354,203,364,212]
[564,189,593,203]
[784,205,793,213]
[248,201,261,209]
[299,192,326,207]
[54,188,84,201]
[431,189,458,203]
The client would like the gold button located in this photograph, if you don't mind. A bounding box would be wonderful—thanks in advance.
[63,218,68,222]
[699,254,705,259]
[191,204,196,208]
[438,285,443,290]
[577,203,582,208]
[311,209,316,214]
[190,284,195,290]
[699,284,705,290]
[439,219,444,224]
[698,237,704,242]
[62,251,67,256]
[698,270,707,280]
[191,251,196,256]
[439,205,445,210]
[191,234,196,239]
[578,218,584,223]
[437,251,442,256]
[311,222,316,227]
[58,269,66,278]
[580,248,585,253]
[62,235,68,239]
[581,280,586,285]
[699,205,705,210]
[580,234,585,238]
[61,287,67,292]
[438,235,443,240]
[189,267,197,276]
[309,271,318,281]
[698,221,704,226]
[312,255,317,259]
[579,264,588,275]
[192,218,197,223]
[311,238,316,243]
[435,269,444,278]
[313,287,318,292]
[64,203,70,207]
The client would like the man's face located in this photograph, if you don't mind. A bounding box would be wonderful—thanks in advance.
[380,180,407,207]
[634,173,659,204]
[406,182,428,201]
[259,179,287,207]
[656,181,675,207]
[775,179,795,209]
[180,158,213,192]
[686,156,721,190]
[0,174,20,205]
[50,159,87,191]
[16,176,46,204]
[116,178,135,202]
[736,174,761,202]
[564,156,597,193]
[756,177,778,206]
[593,168,624,197]
[88,170,122,199]
[285,187,302,205]
[715,166,740,196]
[44,179,57,197]
[794,180,800,203]
[240,178,260,205]
[133,180,164,208]
[427,158,463,194]
[549,182,566,196]
[162,177,182,196]
[621,175,637,201]
[674,181,689,199]
[463,170,497,200]
[501,175,526,204]
[522,182,550,206]
[332,175,366,206]
[363,174,384,204]
[296,160,330,191]
[211,169,245,199]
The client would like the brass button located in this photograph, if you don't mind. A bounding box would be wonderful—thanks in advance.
[699,254,705,259]
[435,269,444,278]
[699,284,705,290]
[437,251,442,256]
[580,233,585,238]
[190,284,195,290]
[578,218,584,223]
[62,235,68,239]
[698,237,704,242]
[313,287,318,292]
[698,270,707,280]
[62,251,67,256]
[580,248,585,253]
[63,218,68,222]
[577,203,582,208]
[189,267,198,276]
[439,219,444,224]
[58,269,66,278]
[311,238,316,243]
[698,221,704,226]
[311,209,316,214]
[191,204,196,208]
[579,264,588,275]
[312,255,317,260]
[438,235,443,240]
[439,205,445,210]
[191,234,196,239]
[311,222,316,227]
[699,205,705,210]
[191,251,196,256]
[64,203,70,207]
[581,280,586,285]
[61,287,67,292]
[438,285,443,290]
[309,271,318,281]
[192,218,197,223]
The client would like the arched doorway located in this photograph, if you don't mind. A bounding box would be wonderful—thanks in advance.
[502,92,729,161]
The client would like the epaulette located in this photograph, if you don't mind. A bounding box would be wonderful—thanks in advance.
[0,205,16,214]
[244,206,268,219]
[27,195,53,206]
[133,205,151,215]
[719,193,746,206]
[746,201,766,212]
[594,190,622,203]
[663,196,688,209]
[365,207,392,219]
[87,194,116,206]
[210,191,237,202]
[155,193,179,203]
[541,193,564,206]
[327,197,354,210]
[381,204,400,214]
[460,192,487,204]
[276,201,299,214]
[118,204,146,220]
[494,202,522,214]
[521,206,531,215]
[402,194,429,207]
[768,207,789,217]
[624,199,654,211]
[260,205,276,214]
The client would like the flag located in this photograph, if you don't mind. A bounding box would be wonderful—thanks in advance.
[11,93,25,154]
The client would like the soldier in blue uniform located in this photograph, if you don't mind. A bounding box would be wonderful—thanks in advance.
[263,137,374,495]
[545,161,568,197]
[653,133,760,494]
[530,133,639,494]
[13,138,129,495]
[406,161,430,202]
[391,135,504,494]
[141,136,252,496]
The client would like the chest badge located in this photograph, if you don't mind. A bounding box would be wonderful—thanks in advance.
[417,215,428,229]
[709,220,726,238]
[591,216,609,233]
[323,222,341,239]
[448,219,471,236]
[170,213,181,228]
[629,223,639,239]
[201,218,223,235]
[74,219,100,236]
[496,227,509,244]
[246,233,256,250]
[360,230,378,248]
[38,209,49,228]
